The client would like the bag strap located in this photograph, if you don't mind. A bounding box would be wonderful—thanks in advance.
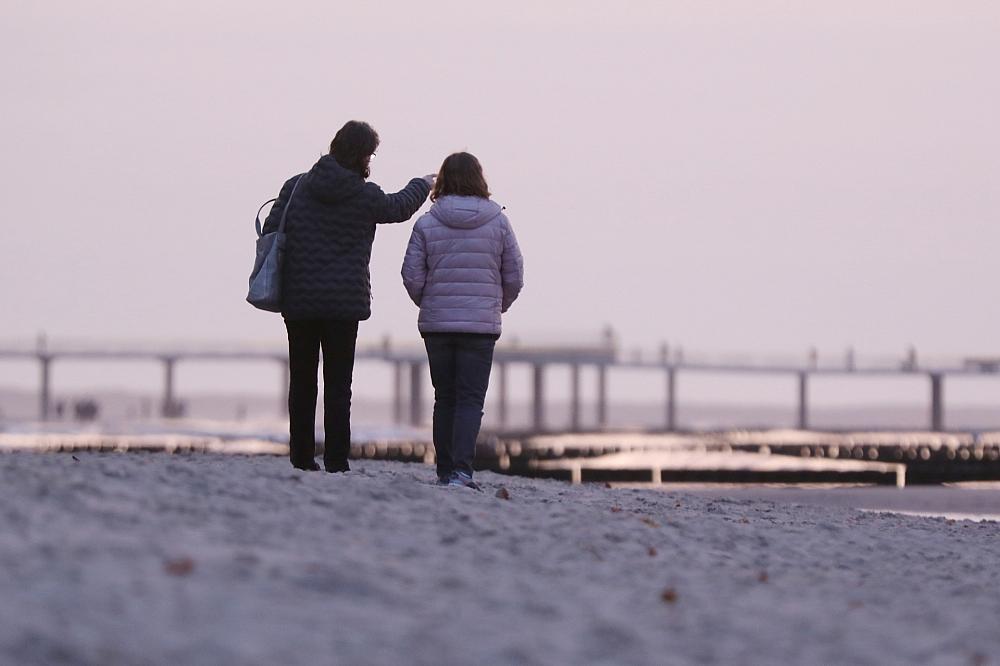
[254,199,277,237]
[255,173,306,238]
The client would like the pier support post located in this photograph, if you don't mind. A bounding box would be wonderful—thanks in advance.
[39,355,52,421]
[570,364,581,431]
[930,373,944,432]
[532,363,545,432]
[162,357,177,418]
[665,367,676,431]
[409,361,424,427]
[496,362,508,430]
[597,364,608,430]
[393,361,404,425]
[797,371,809,430]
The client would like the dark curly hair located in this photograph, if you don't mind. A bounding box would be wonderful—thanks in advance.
[329,120,380,179]
[431,152,491,202]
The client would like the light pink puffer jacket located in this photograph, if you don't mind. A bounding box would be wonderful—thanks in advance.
[401,195,523,335]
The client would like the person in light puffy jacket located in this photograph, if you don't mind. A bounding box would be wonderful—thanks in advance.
[401,152,524,490]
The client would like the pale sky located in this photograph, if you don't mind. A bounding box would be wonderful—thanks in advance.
[2,1,999,402]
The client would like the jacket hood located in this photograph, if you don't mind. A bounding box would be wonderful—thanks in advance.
[430,195,502,229]
[303,154,365,204]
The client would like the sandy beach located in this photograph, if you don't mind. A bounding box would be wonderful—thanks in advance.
[1,452,998,665]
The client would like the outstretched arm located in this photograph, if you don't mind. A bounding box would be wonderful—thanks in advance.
[401,225,428,306]
[370,177,432,224]
[500,218,524,312]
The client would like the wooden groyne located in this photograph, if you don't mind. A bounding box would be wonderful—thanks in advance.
[528,450,906,488]
[478,429,1000,485]
[0,433,286,456]
[4,428,1000,486]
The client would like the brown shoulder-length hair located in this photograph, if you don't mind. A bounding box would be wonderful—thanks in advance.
[330,120,380,179]
[431,152,491,202]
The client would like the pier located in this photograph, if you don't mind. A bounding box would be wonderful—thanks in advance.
[1,337,999,433]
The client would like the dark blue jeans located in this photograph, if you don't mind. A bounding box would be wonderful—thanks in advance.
[424,334,496,478]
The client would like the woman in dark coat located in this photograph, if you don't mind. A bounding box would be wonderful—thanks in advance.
[263,121,433,471]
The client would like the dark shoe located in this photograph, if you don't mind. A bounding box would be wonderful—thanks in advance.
[292,460,320,471]
[325,459,350,473]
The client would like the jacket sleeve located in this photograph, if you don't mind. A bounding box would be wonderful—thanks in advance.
[369,178,431,224]
[401,224,428,306]
[260,178,296,235]
[500,217,524,313]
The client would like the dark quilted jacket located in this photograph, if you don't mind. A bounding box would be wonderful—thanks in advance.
[262,155,430,320]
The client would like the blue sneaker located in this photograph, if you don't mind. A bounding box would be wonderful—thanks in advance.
[436,475,451,486]
[448,471,483,492]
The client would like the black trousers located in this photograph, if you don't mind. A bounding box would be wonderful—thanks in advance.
[284,319,358,467]
[424,334,496,478]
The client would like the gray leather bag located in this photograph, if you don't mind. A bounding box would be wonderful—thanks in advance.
[246,174,304,312]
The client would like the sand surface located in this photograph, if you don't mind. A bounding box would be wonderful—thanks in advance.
[1,452,998,665]
[675,485,1000,522]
